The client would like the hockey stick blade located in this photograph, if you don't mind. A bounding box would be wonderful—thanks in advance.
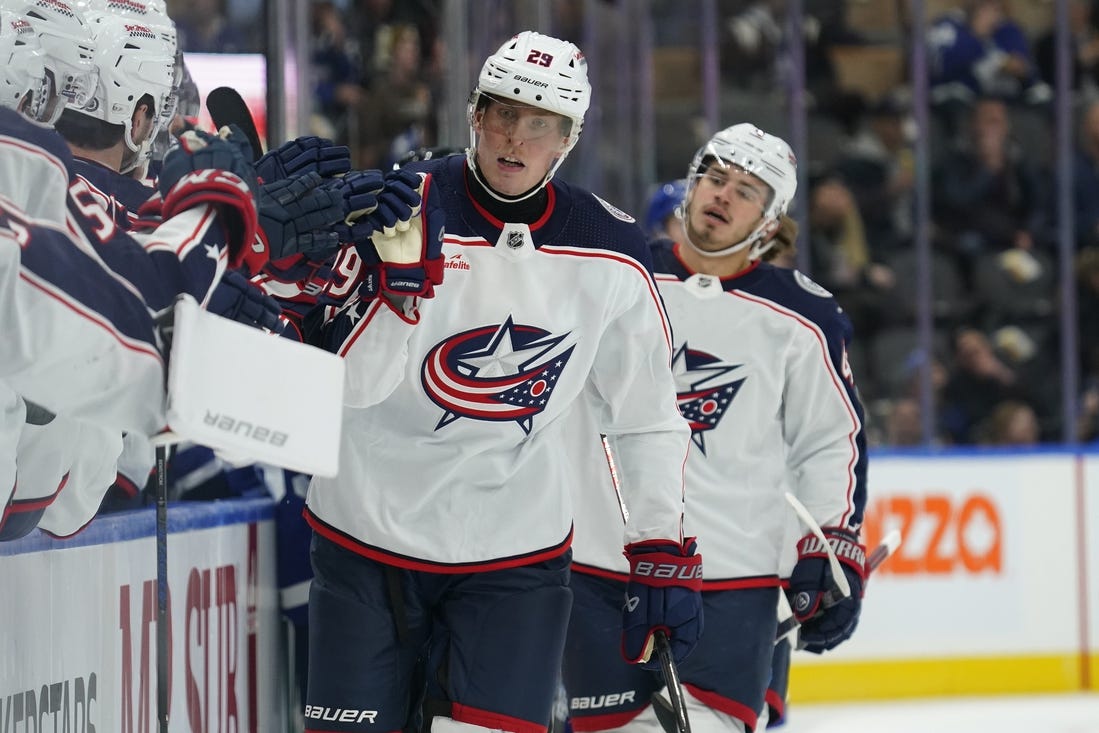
[775,528,904,644]
[650,631,691,733]
[206,86,263,161]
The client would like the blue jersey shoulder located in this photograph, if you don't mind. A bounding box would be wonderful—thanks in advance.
[410,154,652,272]
[71,157,154,210]
[0,106,74,175]
[743,264,853,340]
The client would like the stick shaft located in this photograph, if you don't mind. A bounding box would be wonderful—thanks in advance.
[155,444,170,732]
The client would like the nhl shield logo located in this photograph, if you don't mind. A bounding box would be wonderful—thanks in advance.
[506,229,525,249]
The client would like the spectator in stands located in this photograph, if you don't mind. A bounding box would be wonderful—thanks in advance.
[941,327,1035,443]
[933,97,1044,287]
[311,1,366,142]
[836,90,915,254]
[355,22,433,169]
[928,0,1051,117]
[722,0,858,120]
[884,397,926,446]
[977,399,1041,445]
[172,0,250,53]
[346,0,442,90]
[1077,378,1099,442]
[807,176,895,338]
[1078,247,1099,378]
[1035,0,1099,96]
[1071,98,1099,250]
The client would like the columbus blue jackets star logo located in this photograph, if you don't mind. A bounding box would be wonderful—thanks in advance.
[672,343,745,454]
[421,316,575,433]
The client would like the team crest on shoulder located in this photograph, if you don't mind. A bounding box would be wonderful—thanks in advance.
[672,343,746,454]
[593,194,635,223]
[794,270,832,298]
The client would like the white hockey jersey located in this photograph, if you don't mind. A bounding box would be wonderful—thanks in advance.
[572,240,868,587]
[305,155,691,572]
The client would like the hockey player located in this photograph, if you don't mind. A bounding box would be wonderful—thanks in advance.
[302,30,700,733]
[644,178,687,242]
[0,0,281,537]
[0,95,267,537]
[564,124,870,733]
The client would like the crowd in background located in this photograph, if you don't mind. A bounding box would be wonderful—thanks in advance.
[163,0,1099,451]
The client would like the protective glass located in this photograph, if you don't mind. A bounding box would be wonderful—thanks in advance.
[691,159,770,210]
[478,95,567,144]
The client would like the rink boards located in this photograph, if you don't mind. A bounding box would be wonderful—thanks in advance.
[0,498,286,732]
[3,449,1098,719]
[790,448,1099,702]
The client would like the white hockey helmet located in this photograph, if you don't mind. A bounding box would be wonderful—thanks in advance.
[0,6,57,121]
[77,0,178,168]
[683,123,798,260]
[17,0,97,110]
[80,10,175,152]
[466,31,591,200]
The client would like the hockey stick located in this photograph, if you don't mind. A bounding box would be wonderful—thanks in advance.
[775,497,903,645]
[153,438,171,733]
[599,437,690,733]
[775,530,902,643]
[206,86,263,161]
[651,631,692,733]
[784,492,850,598]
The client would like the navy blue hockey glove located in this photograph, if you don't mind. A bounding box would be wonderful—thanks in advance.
[368,168,422,233]
[207,269,285,333]
[153,129,260,271]
[255,135,351,182]
[257,171,344,262]
[358,171,445,298]
[621,538,704,669]
[330,169,386,247]
[158,127,257,196]
[787,528,868,654]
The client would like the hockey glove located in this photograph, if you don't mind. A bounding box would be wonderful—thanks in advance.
[257,171,344,262]
[154,130,261,272]
[369,168,423,234]
[158,127,257,196]
[787,527,868,654]
[622,538,704,669]
[255,135,351,182]
[331,169,386,247]
[359,171,444,298]
[207,269,285,333]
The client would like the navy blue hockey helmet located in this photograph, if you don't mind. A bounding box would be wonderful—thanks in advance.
[645,179,687,236]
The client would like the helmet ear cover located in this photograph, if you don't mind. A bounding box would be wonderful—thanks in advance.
[19,0,100,112]
[0,7,56,121]
[78,11,176,152]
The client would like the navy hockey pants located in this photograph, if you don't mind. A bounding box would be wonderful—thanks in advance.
[563,572,778,732]
[305,533,573,733]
